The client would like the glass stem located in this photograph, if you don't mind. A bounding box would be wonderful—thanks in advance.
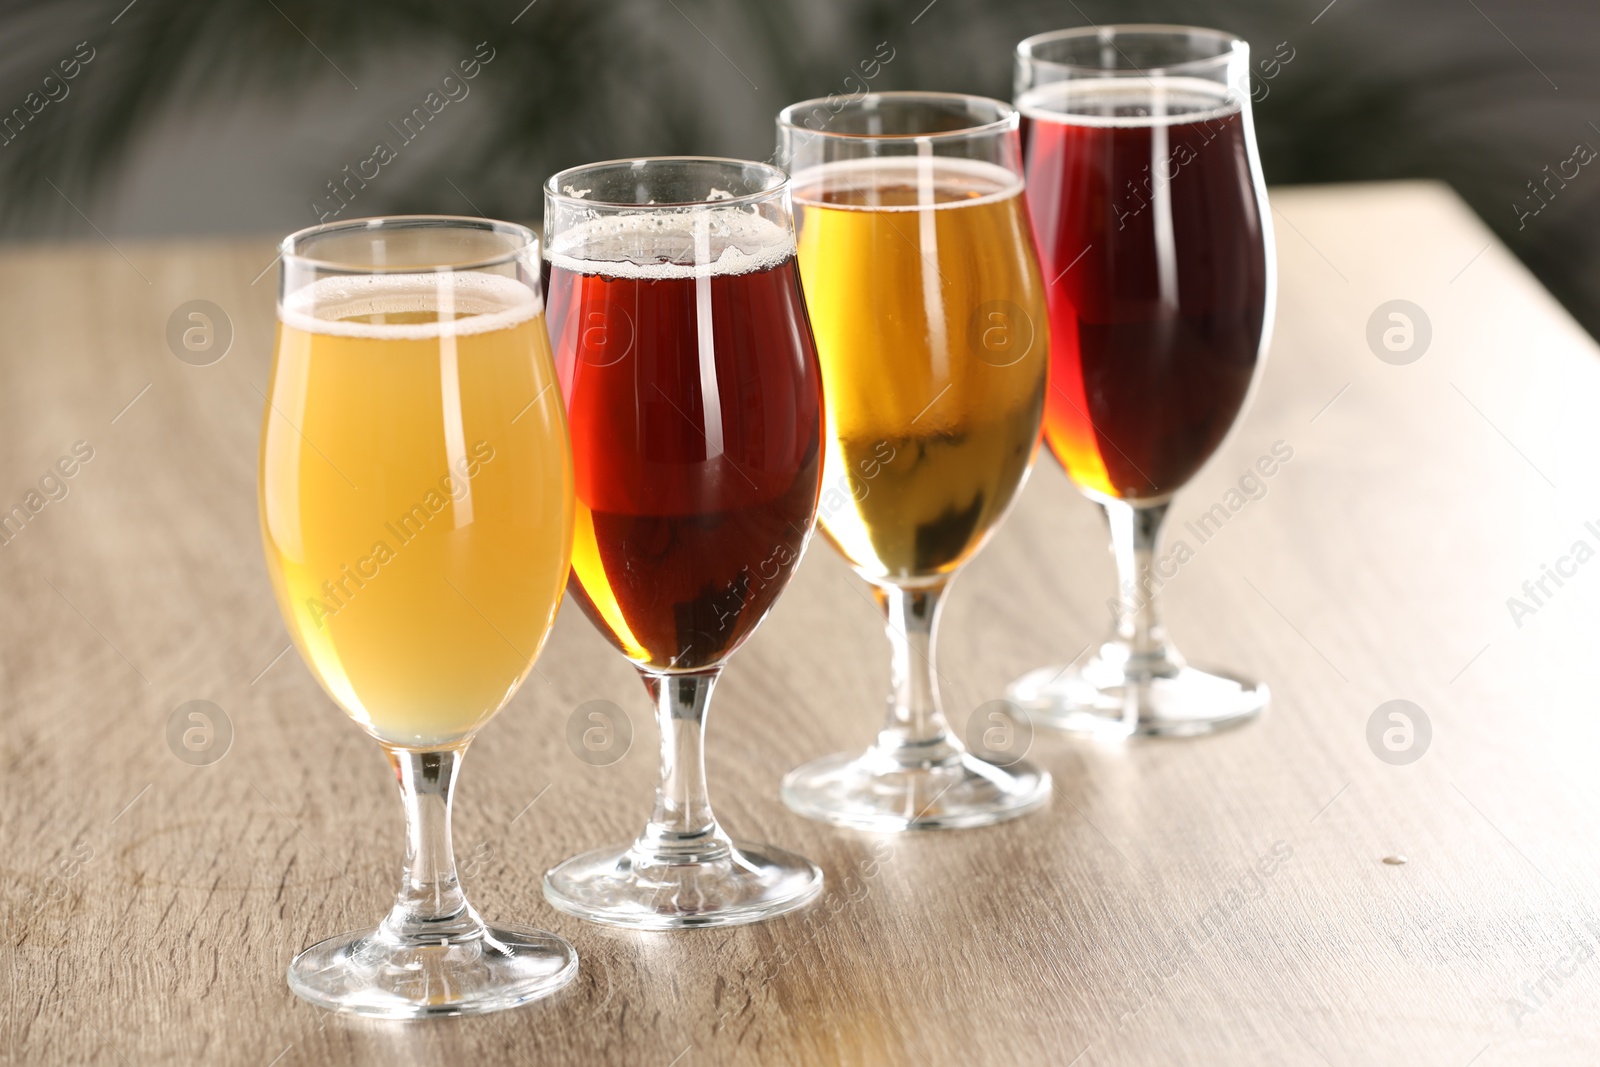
[872,581,961,768]
[378,745,482,945]
[633,668,730,864]
[1103,499,1183,677]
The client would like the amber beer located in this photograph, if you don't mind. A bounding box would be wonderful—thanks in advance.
[1019,78,1268,501]
[543,211,822,673]
[260,272,573,747]
[792,157,1048,583]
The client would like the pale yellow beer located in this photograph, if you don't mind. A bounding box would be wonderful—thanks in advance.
[260,272,573,747]
[793,157,1048,583]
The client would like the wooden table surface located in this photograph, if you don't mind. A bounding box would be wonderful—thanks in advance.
[5,181,1600,1066]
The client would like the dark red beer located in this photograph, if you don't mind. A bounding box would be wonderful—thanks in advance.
[1020,81,1268,501]
[544,244,823,671]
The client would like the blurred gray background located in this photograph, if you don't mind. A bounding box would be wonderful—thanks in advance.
[2,0,1597,334]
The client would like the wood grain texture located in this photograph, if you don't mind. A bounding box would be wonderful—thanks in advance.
[4,182,1600,1065]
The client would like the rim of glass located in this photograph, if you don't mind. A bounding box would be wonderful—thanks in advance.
[544,155,789,211]
[776,90,1018,142]
[1016,24,1243,76]
[279,215,537,274]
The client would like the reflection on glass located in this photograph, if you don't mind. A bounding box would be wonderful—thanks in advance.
[1008,25,1275,737]
[540,157,826,929]
[260,216,577,1016]
[778,93,1054,831]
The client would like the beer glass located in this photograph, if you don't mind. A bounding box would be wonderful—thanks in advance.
[1007,26,1275,737]
[540,157,825,928]
[777,93,1053,831]
[261,216,577,1016]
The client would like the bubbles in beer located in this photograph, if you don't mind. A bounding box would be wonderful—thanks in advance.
[545,210,794,281]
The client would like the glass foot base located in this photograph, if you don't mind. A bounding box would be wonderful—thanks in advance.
[1008,659,1268,739]
[543,840,822,930]
[287,923,578,1018]
[781,749,1050,832]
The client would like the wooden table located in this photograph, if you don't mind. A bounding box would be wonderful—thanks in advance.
[4,181,1599,1065]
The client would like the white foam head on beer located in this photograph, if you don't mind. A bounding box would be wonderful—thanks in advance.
[545,209,794,280]
[789,156,1024,212]
[1017,77,1241,128]
[279,272,542,339]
